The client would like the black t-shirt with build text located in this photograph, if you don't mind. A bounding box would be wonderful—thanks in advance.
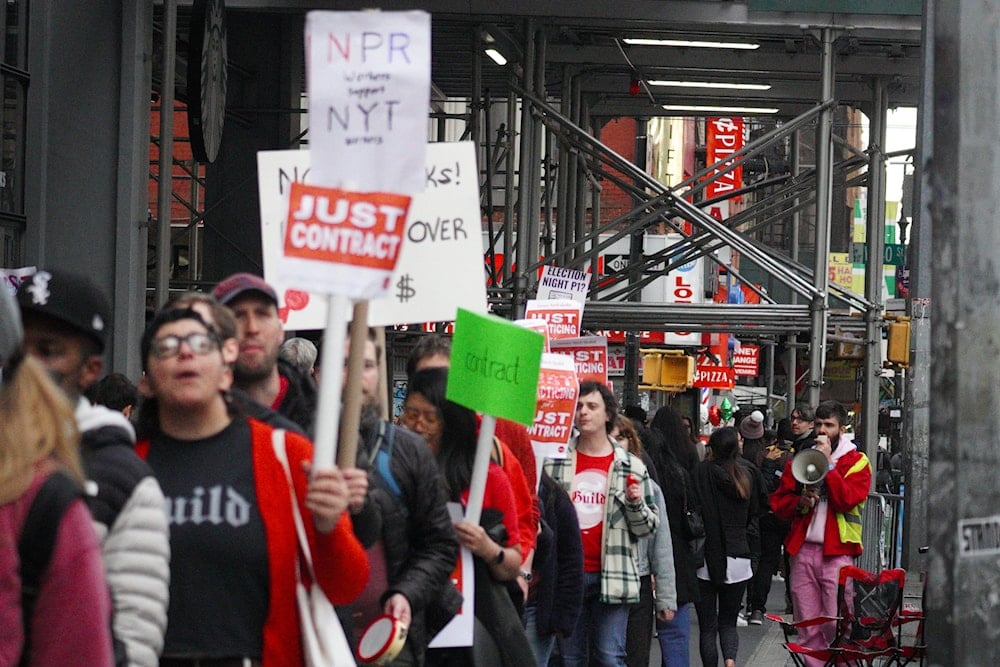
[147,418,268,658]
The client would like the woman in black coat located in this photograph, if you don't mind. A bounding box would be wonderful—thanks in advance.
[648,427,701,667]
[692,427,763,667]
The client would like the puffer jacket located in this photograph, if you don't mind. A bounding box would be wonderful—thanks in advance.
[77,398,170,667]
[356,422,461,664]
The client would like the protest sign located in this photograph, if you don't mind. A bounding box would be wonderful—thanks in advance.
[277,183,410,300]
[550,336,609,386]
[257,143,487,329]
[537,265,590,305]
[523,299,583,340]
[1,266,36,296]
[514,318,550,353]
[528,353,579,466]
[305,10,430,193]
[447,309,542,527]
[428,502,475,648]
[446,308,544,426]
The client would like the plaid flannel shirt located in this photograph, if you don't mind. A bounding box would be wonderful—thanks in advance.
[544,437,659,604]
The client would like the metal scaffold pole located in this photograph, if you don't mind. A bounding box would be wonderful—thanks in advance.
[807,27,836,408]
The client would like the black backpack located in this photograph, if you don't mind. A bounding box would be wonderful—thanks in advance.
[18,471,83,666]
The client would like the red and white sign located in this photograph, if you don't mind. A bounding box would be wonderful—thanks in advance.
[706,117,744,202]
[279,182,410,299]
[663,233,703,346]
[515,318,551,353]
[693,365,735,390]
[528,353,579,462]
[550,336,608,386]
[524,299,583,340]
[732,344,760,377]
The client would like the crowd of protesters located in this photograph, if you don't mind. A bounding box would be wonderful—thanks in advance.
[1,266,871,667]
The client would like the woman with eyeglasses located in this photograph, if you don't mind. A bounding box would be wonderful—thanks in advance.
[134,307,369,667]
[401,367,534,666]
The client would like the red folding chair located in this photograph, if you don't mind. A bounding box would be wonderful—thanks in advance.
[888,572,926,666]
[767,565,906,666]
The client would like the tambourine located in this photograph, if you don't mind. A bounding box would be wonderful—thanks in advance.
[356,614,408,665]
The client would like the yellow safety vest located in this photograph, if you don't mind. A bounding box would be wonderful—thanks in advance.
[835,454,871,545]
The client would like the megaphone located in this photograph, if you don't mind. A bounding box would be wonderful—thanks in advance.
[791,448,829,486]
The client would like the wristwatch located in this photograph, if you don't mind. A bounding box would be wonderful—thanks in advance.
[494,548,505,565]
[520,570,533,582]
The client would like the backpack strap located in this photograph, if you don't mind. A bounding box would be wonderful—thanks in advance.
[19,471,83,665]
[369,421,401,498]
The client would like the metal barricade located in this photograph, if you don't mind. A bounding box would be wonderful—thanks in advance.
[856,492,904,572]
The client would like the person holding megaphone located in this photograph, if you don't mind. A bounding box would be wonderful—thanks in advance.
[770,400,872,667]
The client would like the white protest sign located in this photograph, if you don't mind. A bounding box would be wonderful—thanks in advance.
[257,142,488,329]
[305,10,430,194]
[428,502,475,648]
[1,266,36,296]
[537,265,590,306]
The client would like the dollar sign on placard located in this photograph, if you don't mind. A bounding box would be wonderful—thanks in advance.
[396,274,416,302]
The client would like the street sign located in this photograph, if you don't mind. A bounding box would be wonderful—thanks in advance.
[849,242,907,266]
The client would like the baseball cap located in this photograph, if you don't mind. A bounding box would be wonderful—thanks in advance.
[16,269,111,352]
[739,410,765,440]
[0,285,23,368]
[212,272,279,307]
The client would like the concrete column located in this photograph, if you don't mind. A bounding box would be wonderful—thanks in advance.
[929,2,1000,663]
[901,0,931,572]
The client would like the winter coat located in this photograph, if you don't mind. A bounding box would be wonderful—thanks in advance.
[77,399,170,667]
[532,472,583,638]
[693,457,763,586]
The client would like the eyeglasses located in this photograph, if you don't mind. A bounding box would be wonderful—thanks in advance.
[791,414,811,422]
[150,332,220,359]
[401,406,441,427]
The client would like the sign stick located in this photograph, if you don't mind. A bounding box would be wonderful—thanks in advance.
[464,414,497,526]
[313,292,350,471]
[338,300,370,467]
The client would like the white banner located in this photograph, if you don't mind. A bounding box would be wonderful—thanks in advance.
[257,142,488,329]
[305,10,430,193]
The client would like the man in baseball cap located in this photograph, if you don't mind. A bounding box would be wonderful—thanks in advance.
[16,268,170,666]
[213,272,317,435]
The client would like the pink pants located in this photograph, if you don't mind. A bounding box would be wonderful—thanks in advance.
[790,542,853,667]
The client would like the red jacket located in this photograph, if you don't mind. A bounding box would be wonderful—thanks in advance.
[138,418,368,667]
[770,445,871,557]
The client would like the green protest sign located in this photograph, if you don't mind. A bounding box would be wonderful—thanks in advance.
[446,308,544,425]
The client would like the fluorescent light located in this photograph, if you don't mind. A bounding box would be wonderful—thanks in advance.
[648,80,772,91]
[484,48,507,65]
[662,104,779,114]
[624,38,760,50]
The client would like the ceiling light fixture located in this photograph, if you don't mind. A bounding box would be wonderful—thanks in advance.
[484,48,507,66]
[648,80,772,91]
[662,104,779,114]
[624,38,760,50]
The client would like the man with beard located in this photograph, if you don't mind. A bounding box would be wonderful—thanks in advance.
[212,273,318,436]
[343,328,460,666]
[770,400,871,665]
